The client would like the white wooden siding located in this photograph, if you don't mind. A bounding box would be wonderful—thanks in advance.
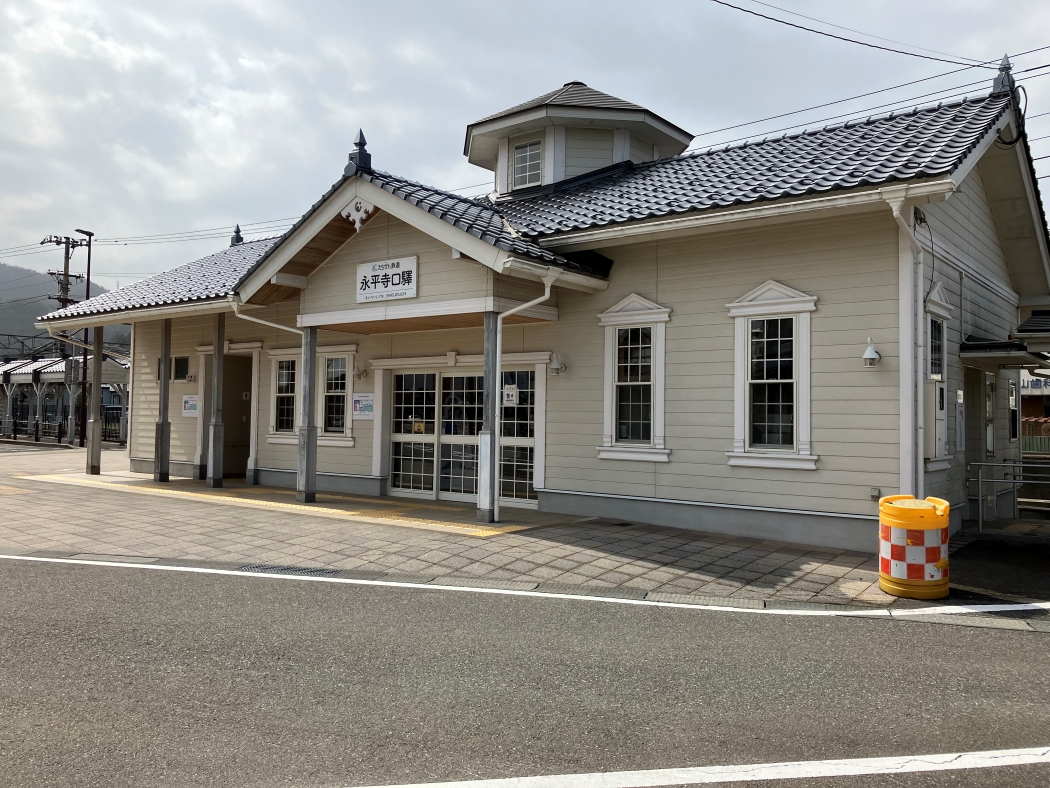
[923,168,1012,286]
[630,134,653,163]
[564,127,614,178]
[543,212,903,516]
[301,213,492,316]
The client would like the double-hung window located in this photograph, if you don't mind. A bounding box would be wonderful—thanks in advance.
[727,280,817,469]
[275,359,296,433]
[513,141,542,188]
[748,317,794,449]
[316,350,356,443]
[598,294,670,462]
[269,344,357,443]
[929,318,944,380]
[323,357,347,433]
[616,327,653,442]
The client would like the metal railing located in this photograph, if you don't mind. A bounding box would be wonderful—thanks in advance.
[967,460,1050,532]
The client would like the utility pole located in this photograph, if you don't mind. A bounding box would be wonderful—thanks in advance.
[75,229,94,449]
[41,236,86,358]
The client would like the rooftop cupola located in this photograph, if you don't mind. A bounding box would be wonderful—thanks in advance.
[465,82,693,196]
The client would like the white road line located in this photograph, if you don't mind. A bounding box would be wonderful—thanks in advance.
[345,747,1050,788]
[2,553,1049,619]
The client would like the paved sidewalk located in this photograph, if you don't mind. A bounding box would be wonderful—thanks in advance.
[0,447,898,606]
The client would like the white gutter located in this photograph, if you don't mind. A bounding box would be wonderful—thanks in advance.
[543,180,956,251]
[44,324,130,362]
[885,194,925,499]
[492,268,560,522]
[35,297,232,332]
[229,298,303,336]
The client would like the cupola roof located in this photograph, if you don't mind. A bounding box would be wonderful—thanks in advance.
[464,81,693,168]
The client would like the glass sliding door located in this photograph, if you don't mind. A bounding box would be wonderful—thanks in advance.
[390,373,436,493]
[389,368,539,506]
[438,374,483,500]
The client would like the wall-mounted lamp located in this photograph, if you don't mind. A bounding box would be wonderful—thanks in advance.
[863,338,881,368]
[549,355,567,376]
[353,364,368,381]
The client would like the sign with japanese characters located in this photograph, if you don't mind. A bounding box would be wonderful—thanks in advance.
[356,256,417,303]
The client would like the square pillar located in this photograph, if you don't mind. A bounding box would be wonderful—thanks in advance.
[477,311,498,523]
[297,326,318,503]
[155,318,172,482]
[118,384,129,446]
[2,383,12,436]
[207,313,225,488]
[33,381,43,442]
[86,329,104,474]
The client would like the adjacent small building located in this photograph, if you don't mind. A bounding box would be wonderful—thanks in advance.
[37,63,1050,550]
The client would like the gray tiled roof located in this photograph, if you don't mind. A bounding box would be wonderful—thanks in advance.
[1016,310,1050,335]
[40,92,1022,323]
[39,236,279,321]
[497,93,1012,237]
[358,171,604,275]
[471,81,646,126]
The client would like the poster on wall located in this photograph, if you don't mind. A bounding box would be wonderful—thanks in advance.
[353,392,374,420]
[356,256,417,303]
[182,394,199,417]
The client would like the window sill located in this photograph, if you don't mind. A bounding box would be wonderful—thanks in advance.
[319,435,355,448]
[925,456,953,472]
[597,445,671,462]
[267,433,355,448]
[725,451,818,470]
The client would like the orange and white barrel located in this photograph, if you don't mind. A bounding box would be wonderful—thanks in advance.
[878,495,950,600]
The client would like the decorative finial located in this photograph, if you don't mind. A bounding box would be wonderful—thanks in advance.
[230,224,243,246]
[348,128,371,171]
[993,54,1014,95]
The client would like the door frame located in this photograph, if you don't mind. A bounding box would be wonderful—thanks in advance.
[371,351,551,509]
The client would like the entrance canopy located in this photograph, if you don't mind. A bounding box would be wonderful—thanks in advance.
[960,336,1050,372]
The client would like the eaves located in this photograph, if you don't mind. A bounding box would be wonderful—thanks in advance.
[35,297,232,332]
[540,178,957,253]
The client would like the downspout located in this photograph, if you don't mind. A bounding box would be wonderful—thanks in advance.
[230,298,303,336]
[887,197,925,499]
[493,269,560,522]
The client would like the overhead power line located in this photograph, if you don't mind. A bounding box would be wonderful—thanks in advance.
[689,63,1050,152]
[707,0,996,68]
[691,47,1050,142]
[740,0,985,63]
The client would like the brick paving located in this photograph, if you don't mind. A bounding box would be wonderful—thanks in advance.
[0,446,894,606]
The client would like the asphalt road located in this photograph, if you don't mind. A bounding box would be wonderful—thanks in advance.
[1,559,1048,788]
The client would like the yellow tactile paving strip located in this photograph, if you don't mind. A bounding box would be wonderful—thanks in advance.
[25,474,557,538]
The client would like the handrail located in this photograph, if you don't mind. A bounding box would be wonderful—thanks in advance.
[965,459,1050,533]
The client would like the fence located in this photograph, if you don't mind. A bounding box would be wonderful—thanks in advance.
[1022,418,1050,455]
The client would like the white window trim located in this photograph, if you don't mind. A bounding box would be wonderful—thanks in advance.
[267,344,357,445]
[925,280,952,382]
[317,349,356,447]
[597,294,671,463]
[726,281,818,470]
[512,139,543,189]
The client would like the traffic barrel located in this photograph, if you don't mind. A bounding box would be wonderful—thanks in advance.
[878,495,950,599]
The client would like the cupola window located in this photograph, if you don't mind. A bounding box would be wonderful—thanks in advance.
[513,141,542,188]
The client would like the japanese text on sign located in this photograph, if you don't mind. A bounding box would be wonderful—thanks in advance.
[356,256,418,303]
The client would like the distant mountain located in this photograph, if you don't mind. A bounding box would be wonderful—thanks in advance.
[0,262,130,350]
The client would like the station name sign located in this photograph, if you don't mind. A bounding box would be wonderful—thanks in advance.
[357,256,417,303]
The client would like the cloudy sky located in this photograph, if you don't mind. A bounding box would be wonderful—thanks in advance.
[2,0,1049,289]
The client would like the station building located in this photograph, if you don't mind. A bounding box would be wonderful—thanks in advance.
[39,64,1050,550]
